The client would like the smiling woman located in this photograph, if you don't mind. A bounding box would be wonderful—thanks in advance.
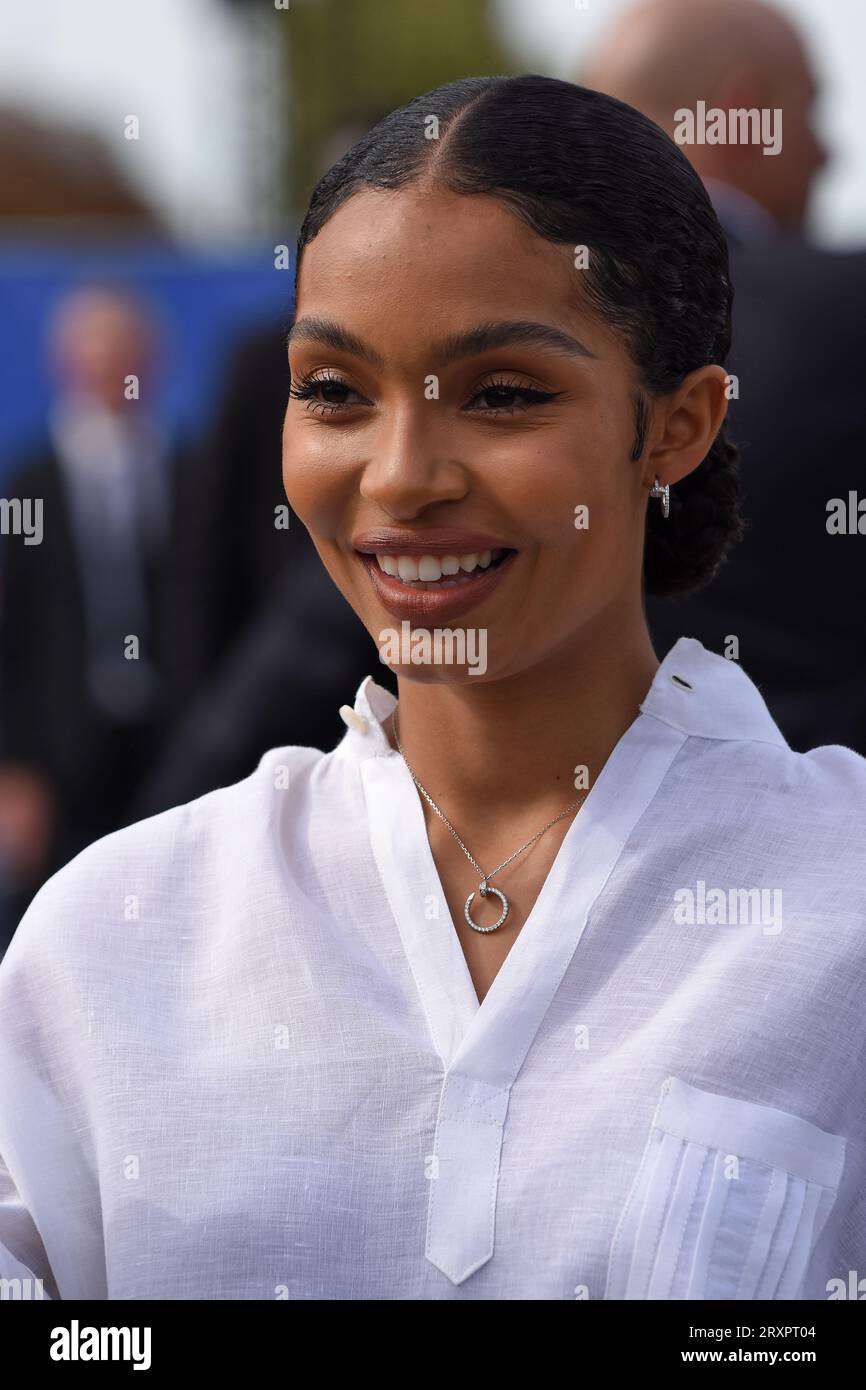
[1,74,866,1304]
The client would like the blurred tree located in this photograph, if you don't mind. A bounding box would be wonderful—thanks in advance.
[0,108,165,238]
[278,0,517,220]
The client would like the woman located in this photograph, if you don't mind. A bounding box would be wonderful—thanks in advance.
[1,74,864,1301]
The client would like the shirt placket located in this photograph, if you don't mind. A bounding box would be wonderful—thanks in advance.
[422,716,688,1286]
[352,679,688,1288]
[425,1073,510,1284]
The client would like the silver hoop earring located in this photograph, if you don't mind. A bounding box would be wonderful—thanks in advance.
[650,478,670,518]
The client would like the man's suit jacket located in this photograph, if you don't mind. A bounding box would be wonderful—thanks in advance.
[0,438,203,859]
[646,236,866,754]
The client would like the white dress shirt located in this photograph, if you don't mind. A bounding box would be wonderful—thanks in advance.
[1,637,865,1301]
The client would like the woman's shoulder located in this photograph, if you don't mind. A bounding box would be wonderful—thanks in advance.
[794,739,866,795]
[0,742,329,974]
[687,729,866,818]
[674,734,866,915]
[756,735,866,812]
[775,740,866,864]
[85,741,326,863]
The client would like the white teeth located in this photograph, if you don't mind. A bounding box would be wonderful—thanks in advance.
[373,549,507,585]
[396,556,419,581]
[417,556,442,581]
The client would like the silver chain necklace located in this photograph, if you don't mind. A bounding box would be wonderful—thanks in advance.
[391,708,584,934]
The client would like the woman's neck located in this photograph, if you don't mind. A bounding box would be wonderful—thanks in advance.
[388,610,660,823]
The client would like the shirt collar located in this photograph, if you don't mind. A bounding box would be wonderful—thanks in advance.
[641,637,788,747]
[337,674,397,760]
[335,635,788,764]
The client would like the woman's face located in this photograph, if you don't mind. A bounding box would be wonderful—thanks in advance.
[283,185,654,684]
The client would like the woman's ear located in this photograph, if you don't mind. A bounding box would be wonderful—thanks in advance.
[642,365,730,489]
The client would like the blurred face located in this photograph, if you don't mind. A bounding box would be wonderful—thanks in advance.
[693,35,826,231]
[282,186,652,685]
[583,6,826,234]
[52,292,155,410]
[764,46,826,229]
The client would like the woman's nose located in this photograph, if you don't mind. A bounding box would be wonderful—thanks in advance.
[359,413,467,514]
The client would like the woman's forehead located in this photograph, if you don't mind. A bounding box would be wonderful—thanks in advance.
[298,185,565,283]
[295,189,599,351]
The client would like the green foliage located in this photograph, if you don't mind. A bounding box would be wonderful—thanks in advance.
[280,0,517,221]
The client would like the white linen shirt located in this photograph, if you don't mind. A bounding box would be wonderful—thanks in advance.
[1,636,865,1301]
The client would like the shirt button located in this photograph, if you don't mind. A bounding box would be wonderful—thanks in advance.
[339,704,369,734]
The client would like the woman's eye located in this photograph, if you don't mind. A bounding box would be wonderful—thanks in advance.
[288,373,366,415]
[288,372,560,417]
[466,381,560,414]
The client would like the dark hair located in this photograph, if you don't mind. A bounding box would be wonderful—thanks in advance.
[294,74,744,597]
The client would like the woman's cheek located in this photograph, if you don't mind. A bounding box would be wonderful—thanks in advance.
[282,444,347,539]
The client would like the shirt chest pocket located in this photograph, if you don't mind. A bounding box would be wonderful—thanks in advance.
[605,1076,846,1300]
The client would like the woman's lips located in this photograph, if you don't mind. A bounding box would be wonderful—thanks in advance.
[358,549,518,622]
[353,529,508,555]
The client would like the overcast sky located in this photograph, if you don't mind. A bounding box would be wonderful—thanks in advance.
[1,0,864,246]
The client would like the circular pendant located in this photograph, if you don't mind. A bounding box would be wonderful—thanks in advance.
[464,880,509,933]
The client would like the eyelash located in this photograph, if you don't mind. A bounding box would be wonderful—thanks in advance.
[287,370,562,418]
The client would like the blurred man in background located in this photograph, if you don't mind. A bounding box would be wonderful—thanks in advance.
[585,0,866,754]
[0,286,201,943]
[586,0,826,238]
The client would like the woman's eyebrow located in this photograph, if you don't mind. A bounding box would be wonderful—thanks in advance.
[287,316,598,366]
[288,316,383,365]
[438,320,598,363]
